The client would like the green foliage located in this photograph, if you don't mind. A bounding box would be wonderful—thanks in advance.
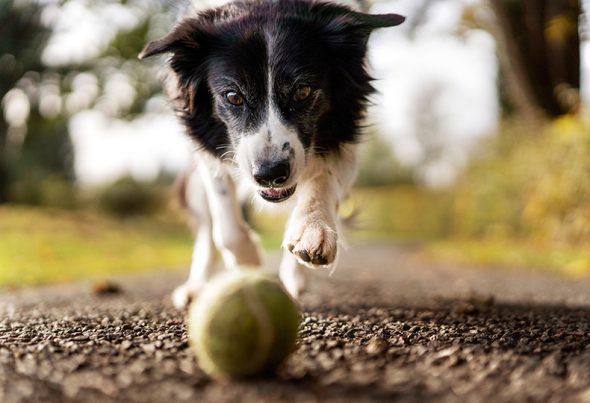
[11,174,78,208]
[0,0,48,94]
[520,117,590,243]
[348,186,453,240]
[450,122,535,238]
[411,116,590,275]
[450,117,590,245]
[97,176,166,217]
[92,4,174,119]
[0,0,51,202]
[0,0,173,204]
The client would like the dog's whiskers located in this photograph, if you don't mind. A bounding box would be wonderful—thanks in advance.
[216,145,236,164]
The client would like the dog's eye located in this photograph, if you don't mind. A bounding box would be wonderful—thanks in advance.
[225,91,244,106]
[293,85,312,102]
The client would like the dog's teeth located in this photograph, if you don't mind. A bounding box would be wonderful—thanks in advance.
[258,185,296,202]
[263,188,284,198]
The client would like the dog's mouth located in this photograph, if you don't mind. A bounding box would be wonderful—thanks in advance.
[258,185,297,203]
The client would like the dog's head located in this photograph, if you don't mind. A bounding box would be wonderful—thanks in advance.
[140,0,403,203]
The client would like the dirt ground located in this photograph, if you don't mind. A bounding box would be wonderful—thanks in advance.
[2,243,590,403]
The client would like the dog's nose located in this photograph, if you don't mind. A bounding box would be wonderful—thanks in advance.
[253,160,291,187]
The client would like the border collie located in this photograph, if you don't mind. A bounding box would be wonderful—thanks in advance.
[139,0,404,308]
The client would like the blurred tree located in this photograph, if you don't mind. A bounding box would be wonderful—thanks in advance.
[488,0,581,120]
[0,0,51,203]
[0,0,170,205]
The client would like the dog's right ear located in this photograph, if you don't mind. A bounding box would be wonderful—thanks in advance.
[138,18,228,157]
[138,20,201,60]
[138,35,178,60]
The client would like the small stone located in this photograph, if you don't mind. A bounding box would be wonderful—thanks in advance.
[141,343,156,354]
[366,336,388,355]
[91,280,122,295]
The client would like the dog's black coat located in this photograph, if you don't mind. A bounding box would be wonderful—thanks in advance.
[140,0,404,158]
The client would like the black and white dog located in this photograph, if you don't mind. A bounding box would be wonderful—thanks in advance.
[139,0,404,308]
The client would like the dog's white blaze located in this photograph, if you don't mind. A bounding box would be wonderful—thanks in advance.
[235,106,305,190]
[268,105,305,181]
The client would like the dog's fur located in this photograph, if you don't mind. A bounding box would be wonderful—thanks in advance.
[140,0,404,308]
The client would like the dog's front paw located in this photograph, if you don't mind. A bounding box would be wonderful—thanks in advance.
[171,282,203,310]
[285,217,337,267]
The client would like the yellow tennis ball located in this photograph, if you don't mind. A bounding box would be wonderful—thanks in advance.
[188,270,301,378]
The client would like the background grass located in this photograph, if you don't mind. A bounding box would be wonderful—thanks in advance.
[426,239,590,277]
[0,206,194,287]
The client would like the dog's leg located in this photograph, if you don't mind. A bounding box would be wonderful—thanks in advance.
[198,158,262,270]
[279,251,307,298]
[284,145,358,269]
[172,167,216,309]
[284,176,339,267]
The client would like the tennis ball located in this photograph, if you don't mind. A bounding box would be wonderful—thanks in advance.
[188,270,301,378]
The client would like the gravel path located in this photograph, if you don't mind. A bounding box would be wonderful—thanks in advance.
[2,243,590,402]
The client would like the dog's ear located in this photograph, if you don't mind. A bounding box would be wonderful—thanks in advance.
[139,18,228,157]
[312,4,404,38]
[138,20,201,60]
[138,35,181,60]
[348,11,405,30]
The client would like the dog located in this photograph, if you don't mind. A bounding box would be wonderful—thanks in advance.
[139,0,404,308]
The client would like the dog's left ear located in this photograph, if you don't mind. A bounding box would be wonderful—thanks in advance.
[348,11,405,31]
[314,4,404,43]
